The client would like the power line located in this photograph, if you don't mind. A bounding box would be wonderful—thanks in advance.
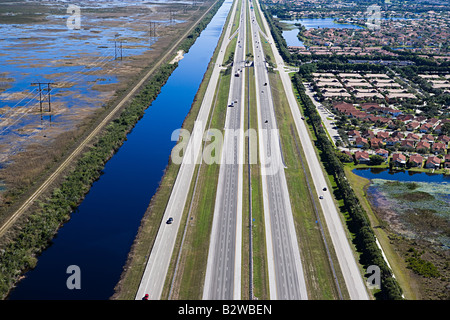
[30,82,55,112]
[114,34,123,61]
[0,88,38,120]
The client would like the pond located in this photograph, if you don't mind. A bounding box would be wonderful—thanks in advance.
[278,17,363,47]
[353,168,450,248]
[353,168,450,184]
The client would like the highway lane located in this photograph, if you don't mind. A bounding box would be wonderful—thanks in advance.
[203,0,246,300]
[135,0,237,300]
[252,0,370,300]
[248,2,308,300]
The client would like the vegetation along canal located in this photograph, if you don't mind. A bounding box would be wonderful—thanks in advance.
[7,0,233,300]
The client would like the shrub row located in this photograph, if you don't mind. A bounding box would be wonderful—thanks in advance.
[260,4,292,64]
[292,74,404,300]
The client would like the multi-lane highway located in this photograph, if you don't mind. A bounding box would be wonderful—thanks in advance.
[248,1,308,300]
[251,0,370,300]
[202,0,247,300]
[136,0,369,301]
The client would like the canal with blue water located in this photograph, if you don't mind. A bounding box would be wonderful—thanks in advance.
[7,0,233,300]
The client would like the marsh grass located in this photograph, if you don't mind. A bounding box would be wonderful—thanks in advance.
[369,179,450,245]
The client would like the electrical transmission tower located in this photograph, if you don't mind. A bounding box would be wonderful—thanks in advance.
[149,21,157,44]
[30,82,54,112]
[114,34,123,61]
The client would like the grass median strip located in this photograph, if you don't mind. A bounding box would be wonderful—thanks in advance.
[243,4,269,299]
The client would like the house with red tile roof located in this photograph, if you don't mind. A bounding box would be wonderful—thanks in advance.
[416,141,430,153]
[444,154,450,168]
[340,150,353,162]
[434,124,443,134]
[400,140,415,150]
[333,102,355,113]
[370,137,383,149]
[392,153,407,166]
[397,114,414,122]
[360,103,381,112]
[377,131,390,140]
[375,148,389,159]
[427,118,439,125]
[348,129,361,140]
[362,130,375,139]
[425,156,441,169]
[438,135,450,143]
[432,142,447,154]
[355,137,368,148]
[421,134,435,143]
[385,136,400,146]
[355,150,370,164]
[419,123,433,133]
[416,116,427,123]
[407,121,420,131]
[409,154,424,167]
[376,117,390,124]
[391,131,404,139]
[406,133,420,141]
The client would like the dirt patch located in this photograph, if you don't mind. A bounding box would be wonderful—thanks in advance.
[170,50,185,64]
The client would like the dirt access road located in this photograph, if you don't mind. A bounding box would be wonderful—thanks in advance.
[0,0,221,240]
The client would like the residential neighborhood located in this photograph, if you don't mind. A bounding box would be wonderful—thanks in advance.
[264,0,450,302]
[329,98,450,170]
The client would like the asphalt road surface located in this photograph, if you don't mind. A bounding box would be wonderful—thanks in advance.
[253,0,370,300]
[249,2,308,300]
[203,0,247,300]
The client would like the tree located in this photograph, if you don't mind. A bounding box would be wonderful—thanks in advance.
[370,154,385,166]
[441,122,450,135]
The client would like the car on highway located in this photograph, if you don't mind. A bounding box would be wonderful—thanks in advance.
[323,187,327,191]
[166,217,173,224]
[319,196,323,199]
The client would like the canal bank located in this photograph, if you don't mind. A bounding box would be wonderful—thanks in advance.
[4,0,229,300]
